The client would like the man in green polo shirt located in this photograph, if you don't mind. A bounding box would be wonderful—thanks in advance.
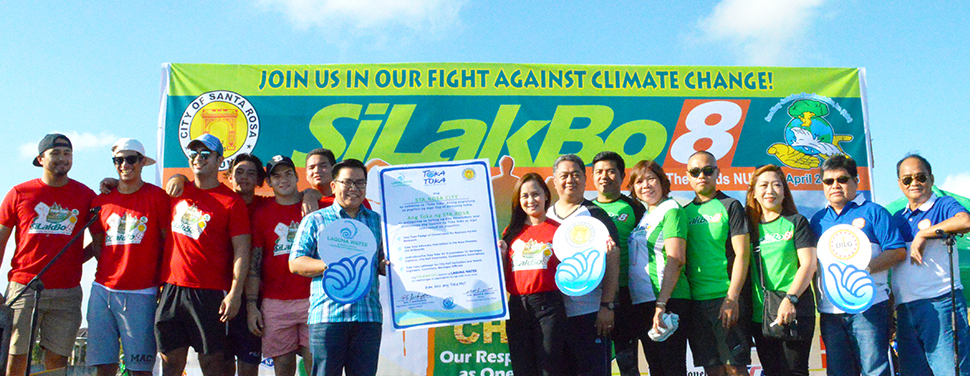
[683,150,751,376]
[590,151,644,376]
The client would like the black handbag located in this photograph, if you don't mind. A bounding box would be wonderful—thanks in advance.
[754,239,815,341]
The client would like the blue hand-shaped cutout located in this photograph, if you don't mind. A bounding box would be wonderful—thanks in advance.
[555,249,605,296]
[323,256,373,304]
[821,263,875,314]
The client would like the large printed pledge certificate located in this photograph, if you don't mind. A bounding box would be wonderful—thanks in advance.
[380,159,508,330]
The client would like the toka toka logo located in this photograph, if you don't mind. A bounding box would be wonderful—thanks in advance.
[764,94,854,170]
[178,90,260,171]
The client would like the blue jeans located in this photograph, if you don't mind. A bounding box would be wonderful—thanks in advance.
[819,300,891,376]
[896,291,970,376]
[309,322,382,376]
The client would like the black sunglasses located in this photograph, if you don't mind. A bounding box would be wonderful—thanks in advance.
[822,176,852,186]
[901,173,928,186]
[112,155,143,165]
[688,166,717,178]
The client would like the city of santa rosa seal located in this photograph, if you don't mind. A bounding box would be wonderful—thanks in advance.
[178,90,260,170]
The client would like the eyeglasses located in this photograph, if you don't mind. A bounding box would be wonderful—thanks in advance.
[187,150,213,160]
[822,176,852,186]
[334,179,367,189]
[112,155,142,165]
[687,166,717,178]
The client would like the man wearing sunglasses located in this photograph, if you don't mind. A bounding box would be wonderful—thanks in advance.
[84,138,169,376]
[156,133,252,376]
[809,154,906,376]
[0,133,97,375]
[682,150,751,376]
[890,154,970,375]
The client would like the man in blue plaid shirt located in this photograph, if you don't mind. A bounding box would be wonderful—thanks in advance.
[289,158,387,376]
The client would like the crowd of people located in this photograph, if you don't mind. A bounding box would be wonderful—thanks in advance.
[500,151,970,376]
[0,132,967,376]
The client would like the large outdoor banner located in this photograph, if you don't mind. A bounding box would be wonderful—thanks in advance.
[158,63,872,375]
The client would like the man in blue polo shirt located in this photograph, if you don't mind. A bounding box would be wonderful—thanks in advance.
[289,159,387,376]
[890,154,970,375]
[810,155,906,376]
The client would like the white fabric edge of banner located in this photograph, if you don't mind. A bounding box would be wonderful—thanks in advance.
[155,63,172,186]
[858,67,875,201]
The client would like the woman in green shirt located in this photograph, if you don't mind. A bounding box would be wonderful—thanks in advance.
[745,164,817,376]
[626,159,689,376]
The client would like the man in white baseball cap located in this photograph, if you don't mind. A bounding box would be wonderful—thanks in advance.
[85,138,169,376]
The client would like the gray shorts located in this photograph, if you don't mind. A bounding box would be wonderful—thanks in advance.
[85,284,158,370]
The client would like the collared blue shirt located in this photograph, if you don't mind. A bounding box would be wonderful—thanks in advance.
[811,196,906,313]
[291,203,383,324]
[891,194,968,304]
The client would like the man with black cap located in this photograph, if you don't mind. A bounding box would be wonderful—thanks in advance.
[247,155,313,376]
[155,133,251,376]
[0,133,97,375]
[85,138,169,376]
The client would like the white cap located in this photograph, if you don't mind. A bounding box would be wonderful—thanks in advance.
[111,138,156,166]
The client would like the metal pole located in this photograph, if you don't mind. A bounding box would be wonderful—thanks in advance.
[23,281,44,376]
[4,207,99,375]
[946,232,959,376]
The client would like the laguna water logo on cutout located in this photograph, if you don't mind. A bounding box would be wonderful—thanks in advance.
[178,90,260,171]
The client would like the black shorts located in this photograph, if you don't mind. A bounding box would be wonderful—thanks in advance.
[226,295,262,364]
[155,283,228,355]
[687,297,750,367]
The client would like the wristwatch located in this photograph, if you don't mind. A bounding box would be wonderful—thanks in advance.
[785,294,799,305]
[600,302,615,310]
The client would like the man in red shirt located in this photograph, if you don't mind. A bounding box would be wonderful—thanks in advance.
[302,148,372,211]
[86,138,169,376]
[155,133,251,376]
[306,148,335,199]
[247,155,313,376]
[0,133,97,375]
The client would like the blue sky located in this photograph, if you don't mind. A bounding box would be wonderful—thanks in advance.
[1,0,968,320]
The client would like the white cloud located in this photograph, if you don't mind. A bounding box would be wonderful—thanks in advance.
[258,0,465,36]
[695,0,825,65]
[19,131,118,160]
[940,172,970,198]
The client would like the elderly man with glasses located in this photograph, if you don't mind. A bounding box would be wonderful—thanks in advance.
[890,154,970,375]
